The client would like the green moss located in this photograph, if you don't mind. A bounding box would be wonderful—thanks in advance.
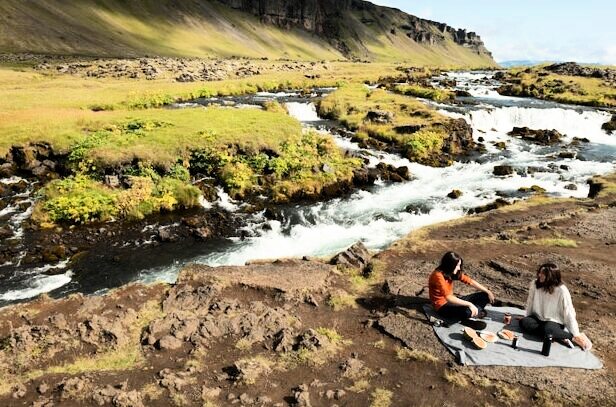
[41,176,117,223]
[394,84,454,102]
[318,83,454,166]
[38,173,201,225]
[405,129,445,160]
[498,67,616,108]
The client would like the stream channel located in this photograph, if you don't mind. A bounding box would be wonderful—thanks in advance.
[0,71,614,305]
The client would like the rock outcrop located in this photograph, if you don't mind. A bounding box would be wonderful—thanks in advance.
[216,0,493,58]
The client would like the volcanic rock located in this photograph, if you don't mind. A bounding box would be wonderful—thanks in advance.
[508,127,563,145]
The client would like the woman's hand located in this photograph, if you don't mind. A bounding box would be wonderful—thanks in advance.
[486,290,496,304]
[468,303,479,317]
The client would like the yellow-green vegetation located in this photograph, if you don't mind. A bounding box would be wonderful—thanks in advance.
[235,356,274,385]
[533,391,566,407]
[370,388,394,407]
[318,83,455,165]
[235,338,254,352]
[315,327,345,343]
[347,379,371,393]
[525,238,578,248]
[443,369,469,387]
[327,290,359,311]
[35,171,200,224]
[492,383,521,406]
[1,62,380,224]
[589,173,616,199]
[0,0,342,60]
[395,346,438,363]
[339,261,384,293]
[498,66,616,108]
[278,328,346,369]
[372,339,386,349]
[394,84,455,102]
[0,0,496,66]
[141,382,164,402]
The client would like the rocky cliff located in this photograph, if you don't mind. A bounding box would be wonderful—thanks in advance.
[0,0,495,65]
[217,0,493,58]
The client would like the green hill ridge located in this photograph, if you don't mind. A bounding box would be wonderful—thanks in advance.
[0,0,496,66]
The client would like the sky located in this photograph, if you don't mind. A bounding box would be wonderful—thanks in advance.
[370,1,616,64]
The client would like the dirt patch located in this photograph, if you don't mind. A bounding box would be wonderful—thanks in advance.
[1,192,615,406]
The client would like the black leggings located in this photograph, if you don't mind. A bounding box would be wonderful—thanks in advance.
[436,292,490,323]
[520,315,573,340]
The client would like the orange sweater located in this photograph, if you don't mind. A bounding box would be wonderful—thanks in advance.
[428,270,474,310]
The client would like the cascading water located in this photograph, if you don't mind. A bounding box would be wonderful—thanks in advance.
[2,75,615,304]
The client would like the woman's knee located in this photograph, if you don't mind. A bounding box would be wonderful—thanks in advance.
[520,316,539,332]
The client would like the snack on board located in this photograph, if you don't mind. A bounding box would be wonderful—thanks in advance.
[463,327,479,340]
[480,331,498,343]
[498,329,515,340]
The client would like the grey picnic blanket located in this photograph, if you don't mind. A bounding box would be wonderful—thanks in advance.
[423,304,603,369]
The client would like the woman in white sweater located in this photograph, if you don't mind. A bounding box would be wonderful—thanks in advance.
[521,263,592,350]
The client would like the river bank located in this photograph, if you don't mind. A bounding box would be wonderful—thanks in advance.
[2,63,615,307]
[1,174,614,406]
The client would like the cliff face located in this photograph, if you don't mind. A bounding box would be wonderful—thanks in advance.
[217,0,350,34]
[217,0,493,59]
[0,0,495,65]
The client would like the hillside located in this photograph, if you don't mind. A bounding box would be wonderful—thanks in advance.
[0,0,496,66]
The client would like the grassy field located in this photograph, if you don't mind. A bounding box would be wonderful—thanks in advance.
[318,83,457,165]
[2,62,390,223]
[0,0,496,67]
[0,62,407,156]
[498,66,616,107]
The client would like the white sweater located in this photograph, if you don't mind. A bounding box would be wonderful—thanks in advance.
[525,281,580,337]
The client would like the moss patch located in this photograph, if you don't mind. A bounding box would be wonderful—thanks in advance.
[318,83,457,165]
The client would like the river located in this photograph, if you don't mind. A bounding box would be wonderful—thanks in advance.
[0,72,614,304]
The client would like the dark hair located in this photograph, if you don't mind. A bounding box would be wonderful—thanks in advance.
[535,263,562,294]
[437,251,463,281]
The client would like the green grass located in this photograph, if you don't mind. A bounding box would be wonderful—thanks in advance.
[395,346,438,363]
[525,238,578,248]
[327,291,359,311]
[318,83,454,165]
[0,0,496,66]
[394,84,455,102]
[498,66,616,108]
[370,388,394,407]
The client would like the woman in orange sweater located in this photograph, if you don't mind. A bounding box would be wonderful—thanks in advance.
[429,252,495,323]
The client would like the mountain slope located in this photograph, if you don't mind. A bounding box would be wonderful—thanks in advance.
[0,0,496,66]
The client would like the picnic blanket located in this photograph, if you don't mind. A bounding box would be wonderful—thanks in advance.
[423,304,603,369]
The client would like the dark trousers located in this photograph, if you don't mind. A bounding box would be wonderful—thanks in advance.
[436,292,490,323]
[520,315,573,340]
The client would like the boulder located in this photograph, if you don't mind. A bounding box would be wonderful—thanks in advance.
[330,242,371,270]
[508,127,563,145]
[104,175,120,188]
[469,198,511,214]
[292,384,312,407]
[377,313,415,348]
[0,226,14,240]
[394,124,423,134]
[447,189,462,199]
[602,115,616,134]
[382,276,426,297]
[365,110,394,124]
[156,335,183,350]
[493,165,514,176]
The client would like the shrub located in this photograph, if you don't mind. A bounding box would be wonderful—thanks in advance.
[405,129,445,160]
[42,176,117,223]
